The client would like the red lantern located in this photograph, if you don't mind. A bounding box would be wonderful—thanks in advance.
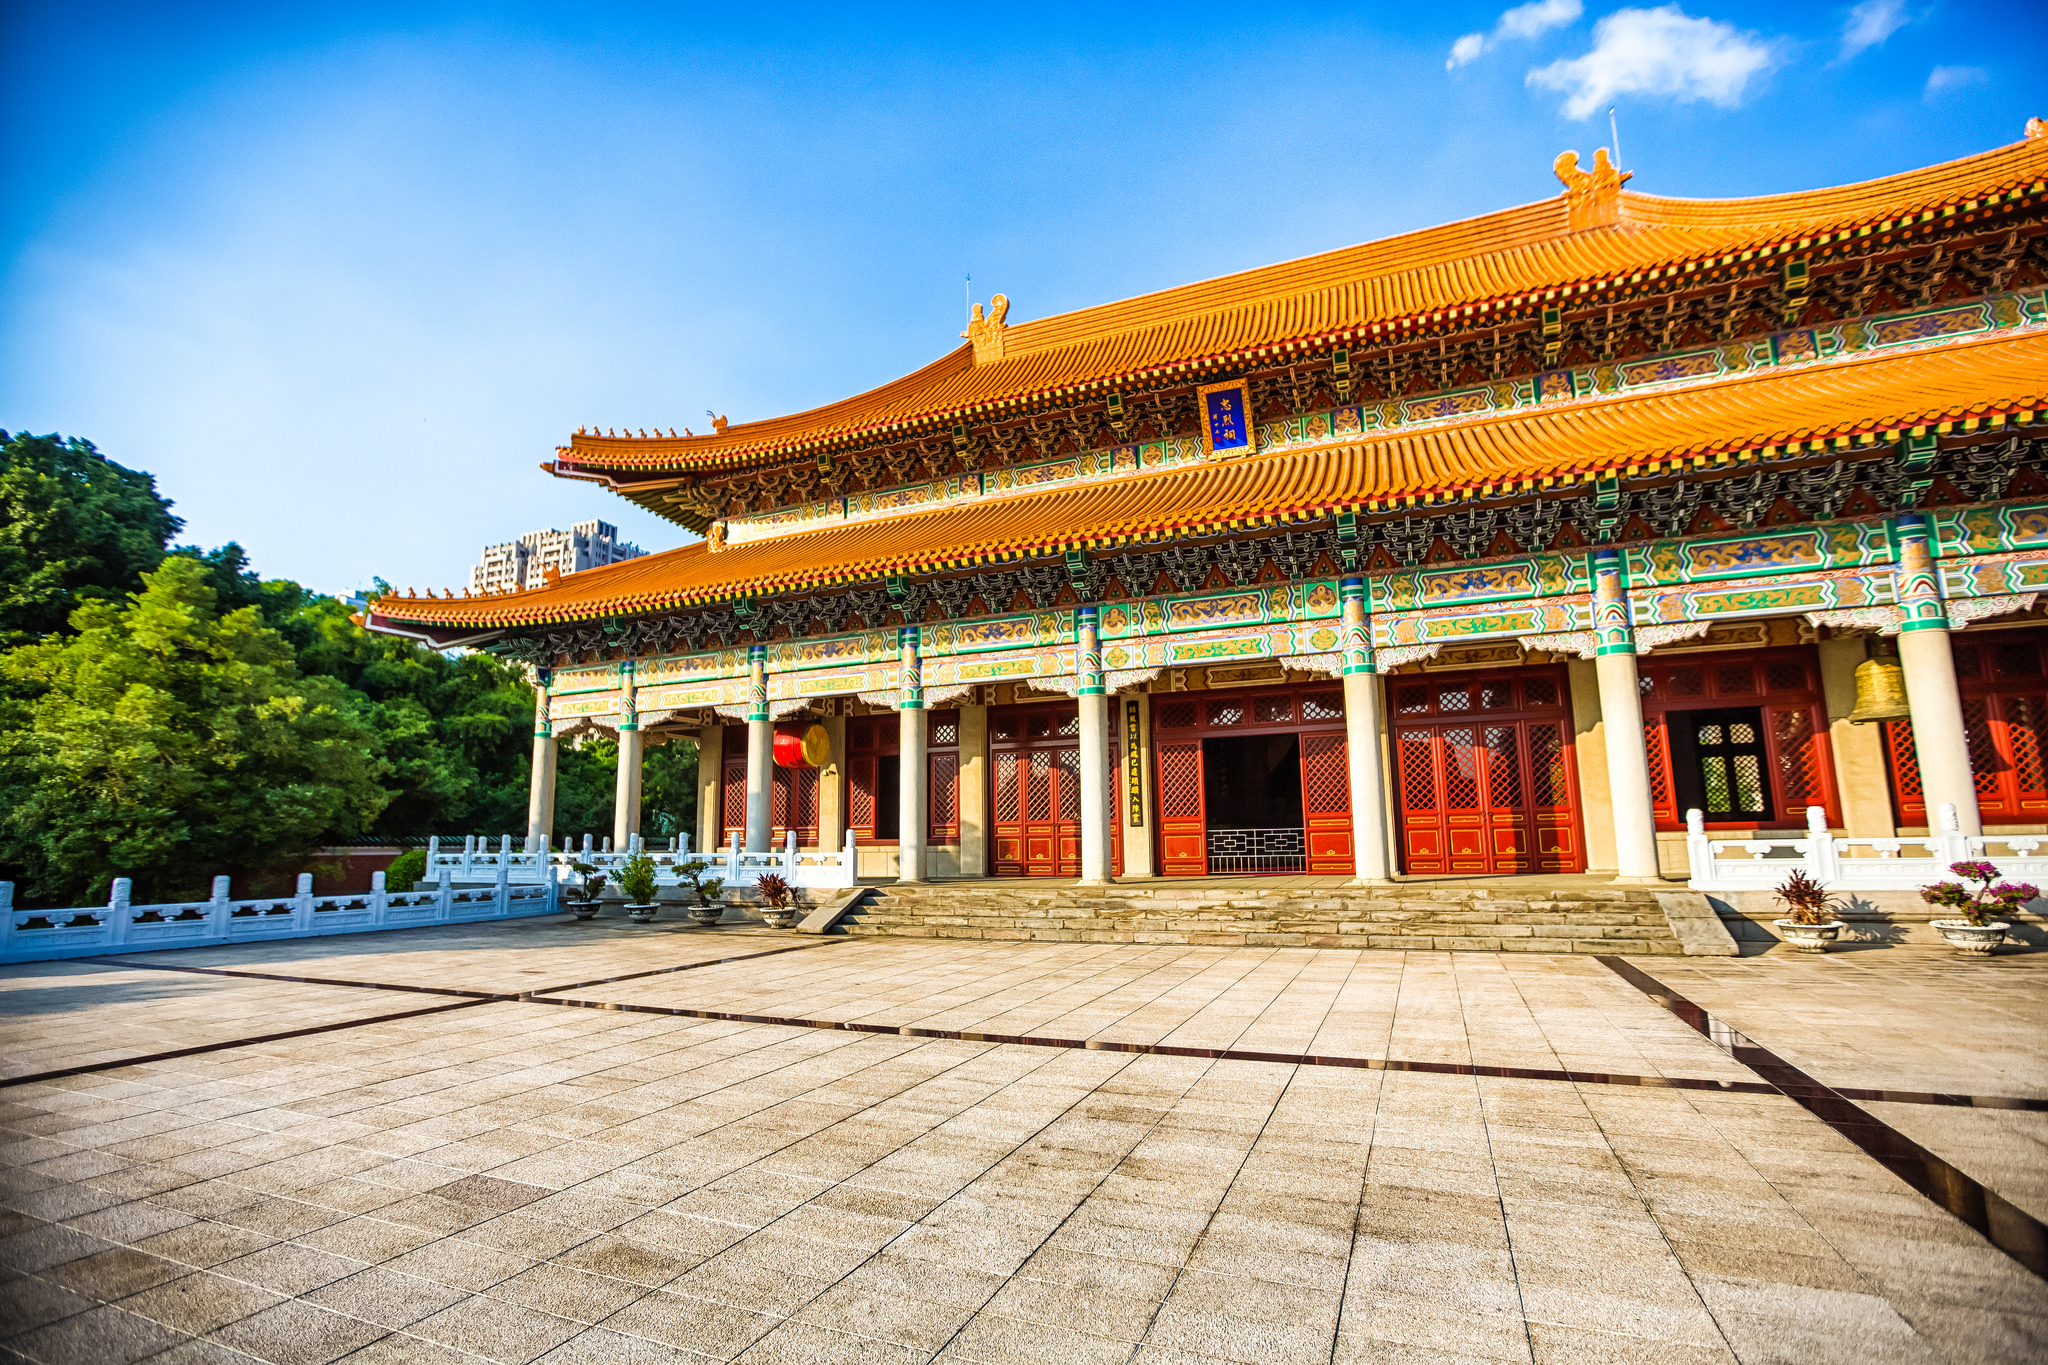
[774,724,829,767]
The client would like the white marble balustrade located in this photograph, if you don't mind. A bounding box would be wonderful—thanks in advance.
[1685,803,2048,893]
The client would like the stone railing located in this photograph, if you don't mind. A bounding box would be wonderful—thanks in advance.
[0,871,558,965]
[1685,803,2048,893]
[428,831,857,892]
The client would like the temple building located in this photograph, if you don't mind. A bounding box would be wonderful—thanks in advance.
[368,126,2048,890]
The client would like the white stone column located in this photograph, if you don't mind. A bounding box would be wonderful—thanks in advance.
[1077,605,1112,885]
[1339,577,1394,882]
[1892,513,1983,836]
[611,661,643,847]
[695,725,723,857]
[745,643,772,852]
[957,703,989,878]
[818,711,848,859]
[1591,548,1662,881]
[897,627,927,883]
[525,668,557,853]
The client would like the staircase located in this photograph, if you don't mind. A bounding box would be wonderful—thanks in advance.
[831,881,1691,955]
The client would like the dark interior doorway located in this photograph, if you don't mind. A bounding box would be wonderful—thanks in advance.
[875,755,900,839]
[1202,734,1304,872]
[1670,706,1772,822]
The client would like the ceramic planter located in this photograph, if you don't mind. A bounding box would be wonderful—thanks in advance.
[569,901,600,921]
[687,903,724,927]
[1774,919,1845,952]
[625,903,659,923]
[760,906,799,929]
[1931,919,2009,954]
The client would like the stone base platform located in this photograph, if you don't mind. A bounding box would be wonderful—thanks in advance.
[832,874,1711,954]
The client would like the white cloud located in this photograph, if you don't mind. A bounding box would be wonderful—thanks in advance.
[1528,5,1782,119]
[1923,65,1987,99]
[1447,0,1583,70]
[1838,0,1908,63]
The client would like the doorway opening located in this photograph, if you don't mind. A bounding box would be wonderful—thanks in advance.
[1201,733,1305,872]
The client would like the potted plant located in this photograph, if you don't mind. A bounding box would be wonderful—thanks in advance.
[1771,869,1846,952]
[1921,860,2037,955]
[674,858,726,926]
[755,873,798,928]
[619,852,660,923]
[564,861,605,920]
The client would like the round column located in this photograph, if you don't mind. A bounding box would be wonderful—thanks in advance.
[611,660,643,848]
[1893,513,1983,836]
[897,626,927,883]
[1077,605,1112,885]
[1339,577,1394,883]
[1591,548,1662,881]
[526,668,558,853]
[745,644,772,853]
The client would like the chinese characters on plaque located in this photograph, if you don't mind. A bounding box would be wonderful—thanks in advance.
[1197,379,1253,457]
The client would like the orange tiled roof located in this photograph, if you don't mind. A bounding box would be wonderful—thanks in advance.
[553,133,2048,481]
[374,328,2048,630]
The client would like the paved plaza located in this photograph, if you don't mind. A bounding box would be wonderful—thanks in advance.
[0,917,2043,1364]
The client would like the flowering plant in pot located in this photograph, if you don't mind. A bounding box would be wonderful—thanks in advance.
[755,873,798,928]
[674,858,726,926]
[1771,870,1846,952]
[1920,861,2037,955]
[619,853,661,922]
[565,861,605,920]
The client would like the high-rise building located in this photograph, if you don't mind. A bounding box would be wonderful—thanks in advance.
[470,521,644,593]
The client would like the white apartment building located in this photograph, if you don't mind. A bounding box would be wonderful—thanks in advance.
[470,520,645,593]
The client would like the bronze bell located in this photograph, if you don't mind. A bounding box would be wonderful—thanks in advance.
[1847,653,1912,724]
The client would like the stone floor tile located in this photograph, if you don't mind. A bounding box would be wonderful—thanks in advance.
[735,1319,931,1364]
[596,1287,781,1358]
[408,1296,585,1363]
[207,1297,392,1363]
[40,1246,190,1302]
[485,1261,653,1325]
[938,1310,1133,1365]
[5,1304,190,1365]
[301,1265,467,1329]
[212,1242,368,1296]
[115,1271,285,1336]
[0,1269,99,1334]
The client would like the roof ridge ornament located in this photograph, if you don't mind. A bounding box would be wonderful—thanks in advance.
[1554,148,1632,232]
[962,294,1010,365]
[2028,115,2046,141]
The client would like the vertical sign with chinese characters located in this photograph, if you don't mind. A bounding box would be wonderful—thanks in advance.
[1197,378,1253,457]
[1125,699,1144,826]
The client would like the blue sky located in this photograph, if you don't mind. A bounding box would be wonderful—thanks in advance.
[3,1,2042,595]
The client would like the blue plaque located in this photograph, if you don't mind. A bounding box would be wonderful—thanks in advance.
[1198,379,1253,456]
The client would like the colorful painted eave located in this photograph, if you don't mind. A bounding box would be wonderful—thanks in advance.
[550,133,2048,483]
[370,328,2048,631]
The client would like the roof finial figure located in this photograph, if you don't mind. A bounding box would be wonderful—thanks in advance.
[1554,148,1632,232]
[962,294,1010,365]
[2028,116,2046,141]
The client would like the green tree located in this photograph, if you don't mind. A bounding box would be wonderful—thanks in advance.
[0,558,389,904]
[644,739,699,845]
[0,431,181,645]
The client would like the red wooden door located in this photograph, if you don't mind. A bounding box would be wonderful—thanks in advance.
[1301,733,1353,874]
[1397,720,1579,874]
[1157,740,1206,875]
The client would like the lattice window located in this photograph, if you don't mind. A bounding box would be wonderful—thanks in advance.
[1055,749,1082,820]
[1028,714,1052,739]
[1966,699,2000,794]
[1953,646,1982,679]
[1766,661,1807,693]
[929,710,959,746]
[1886,720,1922,798]
[850,755,876,829]
[1396,685,1432,714]
[1523,676,1560,708]
[993,714,1020,741]
[1207,699,1245,726]
[1716,665,1756,695]
[1639,675,1655,695]
[1438,687,1471,712]
[1057,712,1081,737]
[1158,743,1202,818]
[1028,751,1052,820]
[1772,707,1820,807]
[1531,723,1570,808]
[722,760,746,834]
[1301,734,1349,814]
[1398,732,1437,810]
[1478,684,1511,710]
[995,754,1019,821]
[772,766,790,827]
[850,717,875,750]
[929,752,959,841]
[1485,727,1522,807]
[1302,693,1344,721]
[1668,668,1705,698]
[2008,695,2047,802]
[1643,718,1671,814]
[1156,700,1197,729]
[1254,696,1293,724]
[793,767,819,832]
[1442,728,1479,809]
[1996,643,2042,679]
